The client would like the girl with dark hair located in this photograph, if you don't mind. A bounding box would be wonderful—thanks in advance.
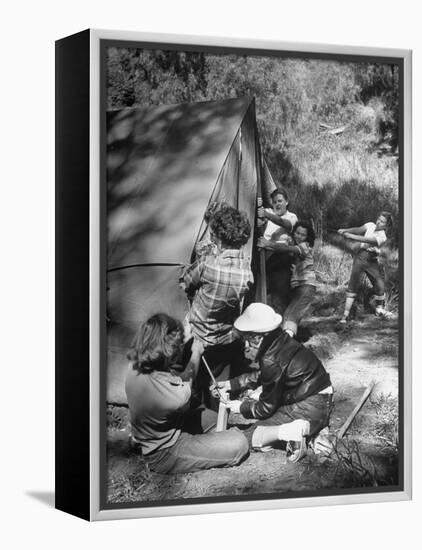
[257,188,298,314]
[194,201,231,260]
[125,313,248,474]
[258,220,317,337]
[181,205,253,408]
[338,211,393,323]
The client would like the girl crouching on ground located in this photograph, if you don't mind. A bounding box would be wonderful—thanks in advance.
[125,313,249,474]
[338,211,393,324]
[258,220,316,337]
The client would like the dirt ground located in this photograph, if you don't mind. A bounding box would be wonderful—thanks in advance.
[106,311,399,504]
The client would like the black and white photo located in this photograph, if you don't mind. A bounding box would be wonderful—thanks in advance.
[103,39,406,508]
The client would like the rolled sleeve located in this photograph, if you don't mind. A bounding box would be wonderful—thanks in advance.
[240,395,278,420]
[374,231,387,247]
[230,371,260,394]
[182,260,204,293]
[284,211,297,231]
[296,243,308,258]
[240,399,256,419]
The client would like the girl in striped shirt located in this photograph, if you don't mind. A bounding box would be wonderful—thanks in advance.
[258,220,316,337]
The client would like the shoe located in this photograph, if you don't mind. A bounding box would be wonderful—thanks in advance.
[375,307,393,319]
[339,315,348,325]
[257,445,273,453]
[286,438,308,463]
[311,428,333,456]
[280,419,310,462]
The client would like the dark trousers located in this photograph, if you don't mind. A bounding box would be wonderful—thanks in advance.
[347,250,385,297]
[195,339,245,410]
[243,393,333,448]
[267,254,293,315]
[283,284,316,334]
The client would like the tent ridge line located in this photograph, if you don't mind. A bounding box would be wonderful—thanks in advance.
[107,262,184,273]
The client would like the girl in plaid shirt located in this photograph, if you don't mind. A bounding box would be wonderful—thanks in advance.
[181,205,253,407]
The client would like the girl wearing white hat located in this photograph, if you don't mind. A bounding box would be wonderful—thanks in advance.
[213,303,333,462]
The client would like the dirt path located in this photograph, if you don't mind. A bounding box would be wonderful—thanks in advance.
[107,314,399,503]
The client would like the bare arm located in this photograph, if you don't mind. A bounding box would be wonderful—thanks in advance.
[264,209,294,230]
[180,260,203,294]
[343,232,379,245]
[179,339,204,386]
[338,225,367,236]
[257,237,299,255]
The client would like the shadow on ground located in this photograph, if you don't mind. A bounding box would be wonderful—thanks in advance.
[26,491,55,508]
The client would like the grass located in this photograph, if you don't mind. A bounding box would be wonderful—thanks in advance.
[370,394,399,451]
[108,454,152,503]
[107,405,129,430]
[312,390,399,488]
[384,288,399,314]
[314,240,352,287]
[327,437,380,487]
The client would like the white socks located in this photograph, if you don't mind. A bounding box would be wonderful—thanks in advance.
[343,296,355,318]
[251,419,312,451]
[277,419,310,441]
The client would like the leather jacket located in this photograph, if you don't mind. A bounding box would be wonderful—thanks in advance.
[232,328,331,420]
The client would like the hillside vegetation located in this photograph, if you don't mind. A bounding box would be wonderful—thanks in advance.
[107,48,399,244]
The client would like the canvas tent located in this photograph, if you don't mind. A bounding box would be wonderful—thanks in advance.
[107,96,275,404]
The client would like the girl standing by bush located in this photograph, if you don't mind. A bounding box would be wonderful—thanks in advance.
[338,211,393,324]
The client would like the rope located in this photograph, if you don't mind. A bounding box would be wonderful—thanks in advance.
[107,262,184,273]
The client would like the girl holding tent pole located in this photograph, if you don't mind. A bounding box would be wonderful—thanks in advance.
[258,219,317,337]
[257,188,298,315]
[181,205,254,409]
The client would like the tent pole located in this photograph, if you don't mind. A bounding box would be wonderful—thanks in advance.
[258,249,267,304]
[254,104,267,305]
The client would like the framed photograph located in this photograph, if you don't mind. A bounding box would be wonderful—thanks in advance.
[55,29,412,521]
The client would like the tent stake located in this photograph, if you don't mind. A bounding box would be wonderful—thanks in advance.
[216,390,229,432]
[338,381,375,439]
[202,356,229,431]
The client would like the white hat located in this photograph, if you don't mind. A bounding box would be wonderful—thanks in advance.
[234,303,282,333]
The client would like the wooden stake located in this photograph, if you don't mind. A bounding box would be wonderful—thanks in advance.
[202,356,229,432]
[338,380,376,439]
[216,390,229,432]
